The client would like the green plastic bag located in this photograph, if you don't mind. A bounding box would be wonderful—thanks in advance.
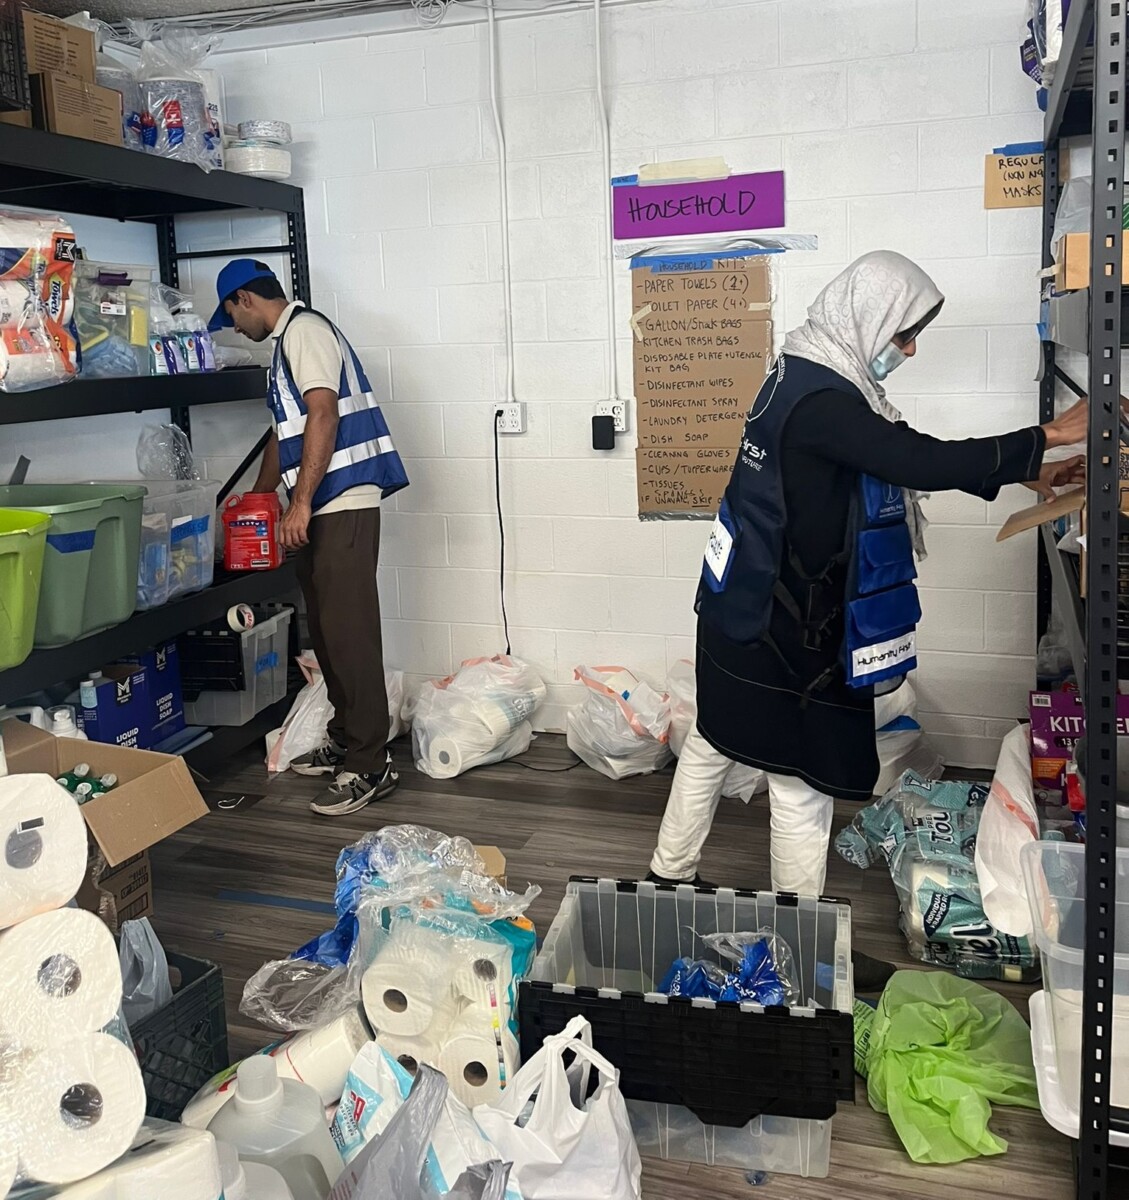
[865,970,1040,1164]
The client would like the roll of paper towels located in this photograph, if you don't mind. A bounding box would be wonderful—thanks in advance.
[271,1004,372,1104]
[423,722,532,780]
[375,1030,441,1077]
[437,1015,519,1109]
[0,280,40,330]
[0,1033,145,1185]
[0,773,88,929]
[361,924,455,1035]
[0,336,66,391]
[0,907,122,1047]
[55,1119,224,1200]
[451,939,513,1011]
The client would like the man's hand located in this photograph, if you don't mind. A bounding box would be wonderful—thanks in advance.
[1023,454,1086,501]
[279,499,312,550]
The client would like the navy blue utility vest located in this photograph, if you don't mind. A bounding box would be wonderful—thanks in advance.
[697,353,921,690]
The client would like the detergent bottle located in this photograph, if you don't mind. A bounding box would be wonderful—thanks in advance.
[222,493,282,571]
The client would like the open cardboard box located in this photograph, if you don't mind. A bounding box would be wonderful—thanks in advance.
[0,718,208,868]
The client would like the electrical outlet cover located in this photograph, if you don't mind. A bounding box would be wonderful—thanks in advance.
[495,403,526,434]
[596,400,629,433]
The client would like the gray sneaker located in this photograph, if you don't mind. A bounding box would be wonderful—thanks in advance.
[310,754,399,817]
[290,740,347,777]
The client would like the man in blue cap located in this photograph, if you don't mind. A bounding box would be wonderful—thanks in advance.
[210,260,409,815]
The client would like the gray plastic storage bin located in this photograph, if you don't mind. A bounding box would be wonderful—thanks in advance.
[520,879,853,1180]
[183,606,292,727]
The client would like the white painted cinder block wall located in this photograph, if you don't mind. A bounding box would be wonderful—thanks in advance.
[12,0,1047,766]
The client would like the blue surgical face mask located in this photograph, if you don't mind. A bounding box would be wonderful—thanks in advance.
[870,341,907,382]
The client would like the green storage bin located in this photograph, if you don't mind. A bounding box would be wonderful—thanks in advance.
[0,508,51,669]
[0,485,144,647]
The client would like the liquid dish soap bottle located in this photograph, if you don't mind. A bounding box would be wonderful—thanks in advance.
[207,1057,341,1200]
[217,1140,294,1200]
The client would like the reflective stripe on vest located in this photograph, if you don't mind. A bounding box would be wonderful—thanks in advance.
[268,307,409,512]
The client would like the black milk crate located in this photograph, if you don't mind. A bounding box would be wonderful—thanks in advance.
[130,951,230,1121]
[519,879,854,1129]
[0,0,27,113]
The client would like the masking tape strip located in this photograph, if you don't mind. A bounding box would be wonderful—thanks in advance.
[629,247,784,273]
[747,301,772,313]
[630,303,654,342]
[226,603,255,632]
[638,157,730,186]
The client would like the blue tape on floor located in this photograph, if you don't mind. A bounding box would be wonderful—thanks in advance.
[217,889,336,914]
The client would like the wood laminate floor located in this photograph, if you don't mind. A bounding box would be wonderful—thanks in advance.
[150,736,1075,1200]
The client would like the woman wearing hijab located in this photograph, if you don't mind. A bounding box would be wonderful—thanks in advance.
[646,252,1086,971]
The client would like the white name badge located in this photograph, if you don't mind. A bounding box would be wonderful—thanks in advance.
[851,631,916,678]
[704,516,734,583]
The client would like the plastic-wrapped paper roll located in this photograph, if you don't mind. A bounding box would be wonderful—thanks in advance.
[0,212,72,281]
[225,145,292,181]
[270,1004,372,1104]
[0,773,88,930]
[451,939,513,1011]
[472,692,543,740]
[0,337,66,392]
[0,908,122,1047]
[0,279,40,330]
[139,78,210,166]
[238,119,292,144]
[423,721,532,780]
[57,1119,224,1200]
[375,1030,441,1077]
[901,857,966,941]
[437,1015,520,1109]
[361,923,456,1036]
[1,1034,145,1185]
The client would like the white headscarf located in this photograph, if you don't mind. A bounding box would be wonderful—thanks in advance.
[781,251,944,558]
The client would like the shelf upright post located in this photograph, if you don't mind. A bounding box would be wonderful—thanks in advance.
[155,215,192,440]
[1039,139,1063,638]
[287,194,311,306]
[1079,4,1128,1195]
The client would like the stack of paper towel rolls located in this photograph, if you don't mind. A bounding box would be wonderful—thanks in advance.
[363,921,520,1108]
[0,774,146,1189]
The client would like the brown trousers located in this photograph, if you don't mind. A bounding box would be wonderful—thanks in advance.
[295,507,390,774]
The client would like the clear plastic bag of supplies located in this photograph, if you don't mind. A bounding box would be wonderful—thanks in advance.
[660,928,800,1007]
[566,665,673,781]
[66,13,145,150]
[0,211,78,392]
[132,21,224,171]
[119,917,174,1025]
[666,659,766,800]
[332,1048,521,1199]
[242,825,539,1036]
[137,422,199,480]
[0,904,145,1189]
[410,656,546,779]
[266,659,409,773]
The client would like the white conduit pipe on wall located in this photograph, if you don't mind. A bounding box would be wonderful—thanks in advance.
[487,0,517,405]
[593,0,619,402]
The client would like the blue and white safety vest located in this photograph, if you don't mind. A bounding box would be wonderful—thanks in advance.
[267,306,409,512]
[697,353,920,690]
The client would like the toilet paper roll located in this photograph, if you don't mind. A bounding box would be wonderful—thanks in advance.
[0,908,122,1047]
[451,939,514,1012]
[0,280,40,330]
[375,1029,441,1077]
[901,856,974,940]
[437,1016,520,1109]
[423,722,532,780]
[474,693,541,740]
[0,1135,16,1196]
[1,1033,145,1185]
[361,924,456,1036]
[271,1004,372,1104]
[57,1119,224,1200]
[0,773,88,930]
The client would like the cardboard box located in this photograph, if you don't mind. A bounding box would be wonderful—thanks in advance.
[983,152,1043,210]
[81,663,153,750]
[22,11,96,81]
[636,403,745,449]
[636,443,738,516]
[76,849,154,929]
[31,71,122,147]
[474,844,507,888]
[1,718,209,867]
[0,110,33,128]
[120,641,186,745]
[1054,231,1129,292]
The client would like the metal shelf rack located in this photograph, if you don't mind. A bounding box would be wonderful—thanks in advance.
[0,124,309,768]
[1039,2,1128,1194]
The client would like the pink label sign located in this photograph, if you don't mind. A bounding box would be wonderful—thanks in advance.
[612,171,786,240]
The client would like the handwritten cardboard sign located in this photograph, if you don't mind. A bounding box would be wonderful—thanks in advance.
[983,152,1043,209]
[613,171,786,240]
[631,255,772,516]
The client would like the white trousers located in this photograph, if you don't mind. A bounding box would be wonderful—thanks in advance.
[649,727,836,896]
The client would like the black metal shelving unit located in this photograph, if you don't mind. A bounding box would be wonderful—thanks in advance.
[0,124,310,768]
[1040,3,1128,1194]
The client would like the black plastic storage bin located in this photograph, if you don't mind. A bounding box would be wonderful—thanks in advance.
[178,602,291,694]
[519,879,855,1128]
[0,0,28,113]
[130,951,230,1121]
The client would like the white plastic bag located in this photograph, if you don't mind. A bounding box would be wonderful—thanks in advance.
[975,723,1041,937]
[566,666,672,781]
[475,1015,642,1200]
[411,656,546,779]
[665,660,766,799]
[266,654,331,773]
[873,678,943,796]
[388,668,408,740]
[119,917,173,1025]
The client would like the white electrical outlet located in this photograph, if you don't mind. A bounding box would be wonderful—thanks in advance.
[495,403,526,434]
[596,400,629,434]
